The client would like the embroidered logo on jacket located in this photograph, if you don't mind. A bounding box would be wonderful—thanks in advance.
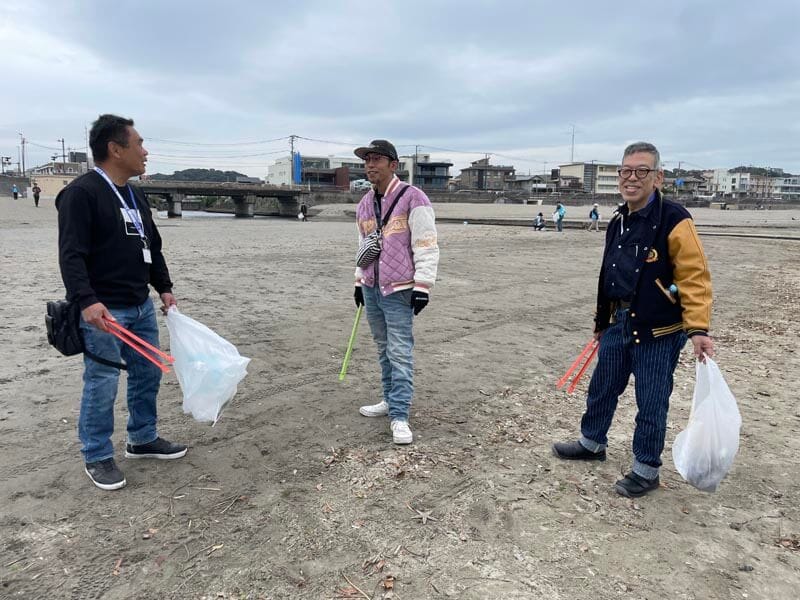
[645,248,659,263]
[383,216,409,236]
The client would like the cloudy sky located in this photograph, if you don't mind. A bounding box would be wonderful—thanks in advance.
[2,0,798,177]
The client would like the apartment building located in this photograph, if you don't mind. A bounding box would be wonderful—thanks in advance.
[459,157,515,190]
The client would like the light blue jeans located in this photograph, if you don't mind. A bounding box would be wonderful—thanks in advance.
[362,286,414,421]
[78,298,162,463]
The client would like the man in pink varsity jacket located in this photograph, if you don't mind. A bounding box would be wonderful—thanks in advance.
[352,140,439,445]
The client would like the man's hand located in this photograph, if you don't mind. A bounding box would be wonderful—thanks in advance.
[410,290,429,315]
[82,302,114,332]
[160,292,177,315]
[691,334,714,362]
[354,286,364,308]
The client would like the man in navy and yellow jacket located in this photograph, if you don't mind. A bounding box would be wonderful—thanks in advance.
[553,142,714,498]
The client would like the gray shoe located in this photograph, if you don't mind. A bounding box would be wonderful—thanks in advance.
[85,458,126,491]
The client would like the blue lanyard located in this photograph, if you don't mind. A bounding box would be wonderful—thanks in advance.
[94,167,148,246]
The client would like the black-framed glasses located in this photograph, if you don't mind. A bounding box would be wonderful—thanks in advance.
[618,167,656,180]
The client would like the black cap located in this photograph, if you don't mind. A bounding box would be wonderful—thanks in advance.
[354,139,398,162]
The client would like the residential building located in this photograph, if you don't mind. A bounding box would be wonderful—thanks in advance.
[403,153,453,191]
[558,162,620,195]
[507,174,549,193]
[459,157,515,190]
[267,155,408,189]
[776,176,800,200]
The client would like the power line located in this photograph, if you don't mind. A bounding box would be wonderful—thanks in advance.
[147,149,287,159]
[147,135,290,147]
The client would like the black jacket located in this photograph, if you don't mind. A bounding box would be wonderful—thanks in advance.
[595,190,712,343]
[56,171,173,309]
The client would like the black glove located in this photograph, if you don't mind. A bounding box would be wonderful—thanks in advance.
[410,290,429,315]
[354,286,364,307]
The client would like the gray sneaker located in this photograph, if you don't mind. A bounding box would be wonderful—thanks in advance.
[125,437,188,460]
[85,458,126,491]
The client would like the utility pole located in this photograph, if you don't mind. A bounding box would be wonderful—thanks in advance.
[18,133,26,174]
[414,144,419,186]
[289,134,296,185]
[570,124,575,162]
[58,138,66,163]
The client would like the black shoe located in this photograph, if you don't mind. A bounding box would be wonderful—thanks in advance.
[552,440,606,461]
[125,437,187,460]
[615,472,660,498]
[85,458,126,491]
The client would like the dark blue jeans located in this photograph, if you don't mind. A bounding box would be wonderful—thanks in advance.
[579,310,686,479]
[362,286,414,421]
[78,298,162,463]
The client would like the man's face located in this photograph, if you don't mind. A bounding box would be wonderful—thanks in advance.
[364,153,396,187]
[618,151,663,205]
[111,126,148,176]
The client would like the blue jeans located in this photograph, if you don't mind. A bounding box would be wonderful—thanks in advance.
[556,218,564,232]
[362,286,414,421]
[579,310,686,480]
[78,298,162,463]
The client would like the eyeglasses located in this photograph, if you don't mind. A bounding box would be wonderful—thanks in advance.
[618,167,657,180]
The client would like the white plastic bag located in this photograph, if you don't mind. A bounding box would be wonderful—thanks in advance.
[166,307,250,424]
[672,357,741,492]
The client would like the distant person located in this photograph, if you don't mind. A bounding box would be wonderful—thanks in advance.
[299,202,308,222]
[56,114,186,491]
[553,202,566,232]
[12,183,19,200]
[588,203,600,231]
[32,183,42,207]
[533,212,546,230]
[552,141,714,498]
[352,139,439,445]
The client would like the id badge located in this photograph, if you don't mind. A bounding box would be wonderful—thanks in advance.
[142,248,152,264]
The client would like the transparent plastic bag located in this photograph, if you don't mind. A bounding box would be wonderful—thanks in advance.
[672,357,741,492]
[165,307,250,424]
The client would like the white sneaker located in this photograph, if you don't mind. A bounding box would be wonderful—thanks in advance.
[359,400,389,417]
[391,420,413,445]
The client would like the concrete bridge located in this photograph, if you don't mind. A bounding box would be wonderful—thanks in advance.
[138,181,309,218]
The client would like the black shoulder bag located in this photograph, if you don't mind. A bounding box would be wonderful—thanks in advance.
[45,300,127,369]
[355,185,411,268]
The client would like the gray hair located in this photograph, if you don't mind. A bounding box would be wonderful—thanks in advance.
[623,142,661,170]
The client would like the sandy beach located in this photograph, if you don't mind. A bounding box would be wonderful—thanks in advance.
[1,195,799,599]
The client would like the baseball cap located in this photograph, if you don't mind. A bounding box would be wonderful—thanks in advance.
[354,139,398,162]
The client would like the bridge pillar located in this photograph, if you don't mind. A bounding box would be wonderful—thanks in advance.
[278,197,300,217]
[167,193,184,218]
[233,195,255,218]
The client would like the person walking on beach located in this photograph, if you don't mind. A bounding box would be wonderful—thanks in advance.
[32,183,41,207]
[12,184,19,200]
[552,141,714,498]
[588,203,600,231]
[553,202,566,232]
[56,114,187,491]
[352,140,439,445]
[299,201,308,222]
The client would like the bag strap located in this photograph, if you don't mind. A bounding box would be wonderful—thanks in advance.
[377,185,411,231]
[85,349,128,370]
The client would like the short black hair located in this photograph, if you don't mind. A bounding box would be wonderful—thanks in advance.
[89,114,134,162]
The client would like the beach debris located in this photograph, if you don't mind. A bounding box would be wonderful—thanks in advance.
[407,503,437,525]
[112,557,123,576]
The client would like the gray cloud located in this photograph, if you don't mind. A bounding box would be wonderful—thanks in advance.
[2,0,798,175]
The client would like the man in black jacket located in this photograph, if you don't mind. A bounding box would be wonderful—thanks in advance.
[57,114,186,491]
[552,142,714,498]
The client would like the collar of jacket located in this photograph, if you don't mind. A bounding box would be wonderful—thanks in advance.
[371,175,401,199]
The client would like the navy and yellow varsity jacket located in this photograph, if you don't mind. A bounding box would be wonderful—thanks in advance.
[594,190,712,343]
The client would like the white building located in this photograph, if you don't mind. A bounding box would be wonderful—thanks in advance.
[558,162,620,195]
